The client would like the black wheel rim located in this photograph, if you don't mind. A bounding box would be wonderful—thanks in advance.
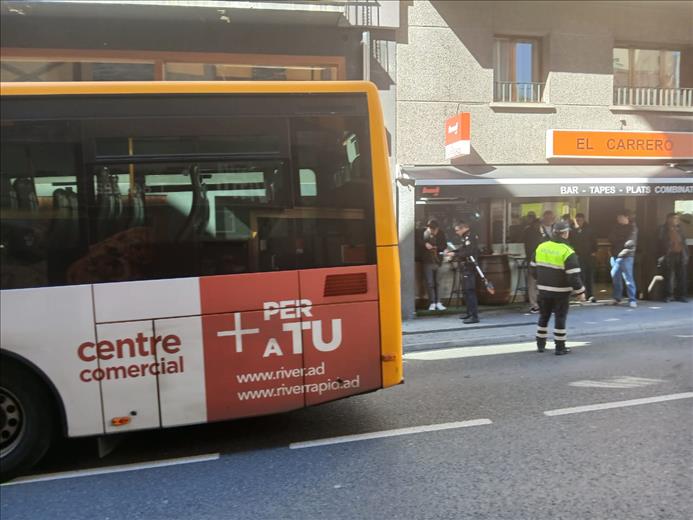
[0,386,25,458]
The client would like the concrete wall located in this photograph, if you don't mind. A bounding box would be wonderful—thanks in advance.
[396,1,693,166]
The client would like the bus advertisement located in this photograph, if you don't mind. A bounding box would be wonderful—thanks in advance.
[0,81,402,479]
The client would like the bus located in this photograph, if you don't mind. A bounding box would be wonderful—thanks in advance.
[0,81,402,479]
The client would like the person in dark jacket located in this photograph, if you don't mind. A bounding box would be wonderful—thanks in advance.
[530,220,585,355]
[422,219,447,311]
[449,221,481,324]
[570,213,598,302]
[608,210,638,307]
[658,213,688,302]
[523,210,554,313]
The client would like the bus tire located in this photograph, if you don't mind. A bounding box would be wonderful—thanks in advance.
[0,362,54,482]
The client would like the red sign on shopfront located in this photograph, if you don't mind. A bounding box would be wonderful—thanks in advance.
[444,113,471,160]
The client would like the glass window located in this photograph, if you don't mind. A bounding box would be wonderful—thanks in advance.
[299,169,317,197]
[633,49,661,88]
[1,122,86,289]
[76,159,291,283]
[613,48,630,88]
[494,37,542,102]
[164,62,338,81]
[1,93,375,287]
[0,60,155,82]
[661,50,681,88]
[612,48,681,88]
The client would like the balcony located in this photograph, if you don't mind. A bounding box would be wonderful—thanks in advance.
[494,82,545,103]
[613,87,693,108]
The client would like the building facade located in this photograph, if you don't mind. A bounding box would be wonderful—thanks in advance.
[2,0,692,319]
[395,1,693,318]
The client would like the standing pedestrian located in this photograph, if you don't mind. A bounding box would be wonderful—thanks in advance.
[570,213,598,303]
[523,210,555,313]
[422,219,447,311]
[608,210,638,308]
[658,213,688,302]
[530,220,586,355]
[450,221,480,324]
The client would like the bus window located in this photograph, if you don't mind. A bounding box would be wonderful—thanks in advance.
[68,159,292,284]
[291,115,375,269]
[1,123,86,290]
[299,168,317,198]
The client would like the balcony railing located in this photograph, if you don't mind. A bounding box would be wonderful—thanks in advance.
[494,82,545,103]
[613,87,693,108]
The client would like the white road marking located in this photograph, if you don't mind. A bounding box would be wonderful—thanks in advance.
[604,318,620,322]
[569,376,665,389]
[674,335,693,338]
[544,392,693,417]
[2,453,220,486]
[404,332,522,348]
[404,341,589,360]
[290,419,492,449]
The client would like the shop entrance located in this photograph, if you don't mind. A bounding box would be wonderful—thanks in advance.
[589,197,628,239]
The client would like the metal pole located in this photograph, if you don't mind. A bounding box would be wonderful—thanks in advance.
[361,31,371,81]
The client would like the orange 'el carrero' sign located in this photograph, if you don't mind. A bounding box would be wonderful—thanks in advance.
[547,130,693,160]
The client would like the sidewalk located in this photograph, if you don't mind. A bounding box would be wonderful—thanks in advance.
[402,300,693,352]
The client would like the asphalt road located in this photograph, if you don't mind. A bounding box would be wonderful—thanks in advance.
[2,325,692,520]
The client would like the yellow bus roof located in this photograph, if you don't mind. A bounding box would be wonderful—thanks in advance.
[0,80,379,97]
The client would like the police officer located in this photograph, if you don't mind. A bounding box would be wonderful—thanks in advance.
[530,220,586,355]
[451,221,480,324]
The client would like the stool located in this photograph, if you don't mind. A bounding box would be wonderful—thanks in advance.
[446,260,465,308]
[511,257,528,304]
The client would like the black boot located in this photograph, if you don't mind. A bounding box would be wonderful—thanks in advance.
[555,340,571,356]
[536,338,546,353]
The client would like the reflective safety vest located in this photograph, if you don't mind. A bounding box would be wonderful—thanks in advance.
[531,240,585,295]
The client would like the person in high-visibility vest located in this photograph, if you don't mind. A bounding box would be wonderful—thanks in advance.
[529,220,586,355]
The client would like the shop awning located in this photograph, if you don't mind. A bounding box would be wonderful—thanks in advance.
[400,164,693,199]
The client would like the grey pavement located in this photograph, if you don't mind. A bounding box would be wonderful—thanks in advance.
[404,299,693,351]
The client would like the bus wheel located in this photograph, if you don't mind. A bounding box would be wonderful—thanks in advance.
[0,363,54,482]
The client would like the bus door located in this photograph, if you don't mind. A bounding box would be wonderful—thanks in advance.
[91,277,206,433]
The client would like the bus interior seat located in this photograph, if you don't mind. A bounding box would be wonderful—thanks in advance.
[95,167,115,240]
[47,186,80,251]
[1,174,18,209]
[48,188,71,248]
[177,165,210,241]
[110,174,123,229]
[65,187,80,248]
[128,183,145,228]
[13,177,39,212]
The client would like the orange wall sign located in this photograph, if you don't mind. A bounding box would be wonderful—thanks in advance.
[546,130,693,160]
[444,113,471,159]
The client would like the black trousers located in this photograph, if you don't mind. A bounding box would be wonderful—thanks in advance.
[664,253,688,299]
[536,292,570,345]
[463,268,479,318]
[578,255,594,299]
